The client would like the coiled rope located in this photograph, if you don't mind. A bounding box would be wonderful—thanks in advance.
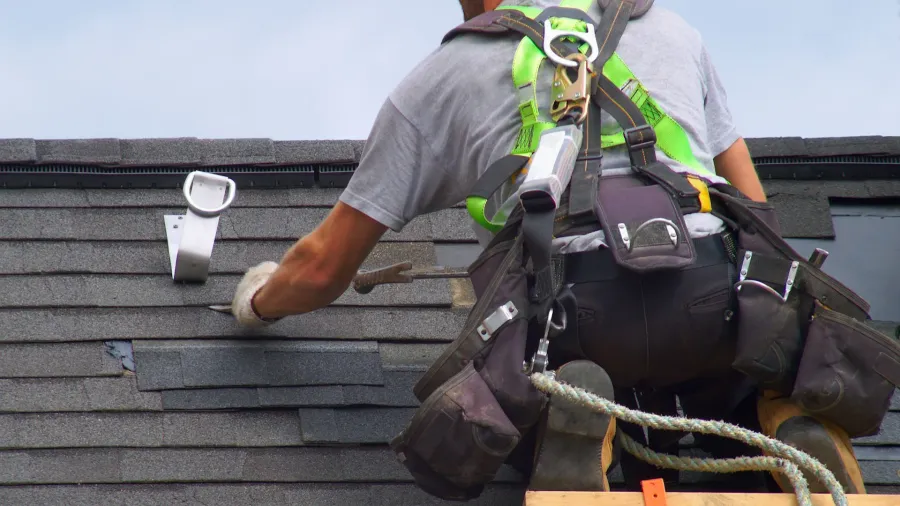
[530,372,848,506]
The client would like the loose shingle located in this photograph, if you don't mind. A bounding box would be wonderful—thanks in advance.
[343,371,422,407]
[160,388,261,410]
[0,138,37,162]
[0,307,467,343]
[133,340,384,390]
[35,139,122,165]
[0,207,469,241]
[274,140,356,164]
[119,137,204,166]
[298,408,416,444]
[258,385,346,407]
[0,376,161,413]
[0,274,451,308]
[0,343,122,379]
[379,343,448,371]
[199,138,276,166]
[768,193,835,238]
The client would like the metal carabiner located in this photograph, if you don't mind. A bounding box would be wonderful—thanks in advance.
[550,53,593,124]
[542,20,599,68]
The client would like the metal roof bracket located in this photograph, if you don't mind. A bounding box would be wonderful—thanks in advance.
[164,171,237,283]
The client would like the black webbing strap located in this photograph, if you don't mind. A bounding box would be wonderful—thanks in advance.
[567,0,637,218]
[469,154,529,202]
[591,73,701,211]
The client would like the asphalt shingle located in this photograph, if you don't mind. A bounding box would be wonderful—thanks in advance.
[0,376,161,413]
[0,274,451,308]
[0,343,122,378]
[0,307,466,343]
[767,193,835,238]
[35,139,122,165]
[133,340,384,390]
[298,408,416,444]
[199,138,276,166]
[0,138,37,163]
[119,138,204,166]
[274,140,357,165]
[0,188,344,208]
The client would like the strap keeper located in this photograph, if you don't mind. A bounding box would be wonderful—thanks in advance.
[624,125,657,151]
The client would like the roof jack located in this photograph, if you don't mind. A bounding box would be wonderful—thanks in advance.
[164,171,237,283]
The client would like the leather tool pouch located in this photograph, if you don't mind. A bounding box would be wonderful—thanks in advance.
[392,217,546,500]
[792,302,900,438]
[593,174,696,272]
[713,189,897,437]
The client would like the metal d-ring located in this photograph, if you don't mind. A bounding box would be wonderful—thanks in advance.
[620,218,680,251]
[542,19,599,67]
[183,171,237,217]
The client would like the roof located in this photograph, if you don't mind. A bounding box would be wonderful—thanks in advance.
[0,135,898,504]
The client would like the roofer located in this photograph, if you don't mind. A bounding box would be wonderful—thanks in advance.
[227,0,897,500]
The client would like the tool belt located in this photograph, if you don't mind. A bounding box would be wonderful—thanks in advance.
[389,1,900,501]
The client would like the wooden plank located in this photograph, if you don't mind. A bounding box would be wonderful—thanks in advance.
[524,491,900,506]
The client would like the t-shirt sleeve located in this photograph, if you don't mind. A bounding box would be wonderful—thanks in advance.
[338,97,465,233]
[699,42,741,157]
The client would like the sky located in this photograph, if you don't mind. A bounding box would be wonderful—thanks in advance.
[0,0,898,141]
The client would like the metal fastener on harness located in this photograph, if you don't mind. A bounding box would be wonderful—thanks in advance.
[735,251,799,302]
[618,218,679,251]
[542,19,599,67]
[550,52,592,123]
[623,125,657,151]
[526,306,567,374]
[164,171,236,283]
[476,301,519,341]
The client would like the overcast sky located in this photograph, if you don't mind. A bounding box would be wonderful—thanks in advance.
[0,0,897,141]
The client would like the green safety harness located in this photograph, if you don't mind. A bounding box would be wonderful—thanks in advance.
[450,0,718,234]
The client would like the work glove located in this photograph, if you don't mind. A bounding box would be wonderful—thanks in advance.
[232,261,281,327]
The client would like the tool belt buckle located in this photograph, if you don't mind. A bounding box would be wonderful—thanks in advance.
[550,53,592,124]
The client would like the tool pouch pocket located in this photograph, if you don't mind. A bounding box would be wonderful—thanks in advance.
[791,303,900,438]
[593,175,696,272]
[390,363,522,501]
[731,251,811,394]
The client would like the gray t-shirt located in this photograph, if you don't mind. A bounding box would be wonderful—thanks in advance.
[340,0,741,251]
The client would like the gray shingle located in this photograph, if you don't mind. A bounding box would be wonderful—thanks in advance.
[0,274,451,308]
[258,386,345,407]
[0,307,466,343]
[745,137,807,157]
[0,207,471,241]
[805,136,900,157]
[120,448,245,482]
[0,138,37,162]
[133,340,384,390]
[298,408,415,444]
[343,371,421,407]
[0,187,345,208]
[0,376,161,413]
[0,343,122,378]
[160,388,260,410]
[35,139,122,165]
[768,193,835,238]
[161,411,302,446]
[0,483,525,506]
[855,412,900,445]
[119,137,203,166]
[199,138,276,166]
[0,241,436,275]
[379,343,448,371]
[0,449,122,484]
[0,411,306,448]
[274,140,356,164]
[0,413,164,448]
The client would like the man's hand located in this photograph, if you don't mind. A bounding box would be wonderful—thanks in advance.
[231,261,281,327]
[231,201,388,326]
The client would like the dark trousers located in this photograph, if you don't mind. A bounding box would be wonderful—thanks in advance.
[510,232,774,491]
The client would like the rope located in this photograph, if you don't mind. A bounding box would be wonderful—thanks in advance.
[530,371,849,506]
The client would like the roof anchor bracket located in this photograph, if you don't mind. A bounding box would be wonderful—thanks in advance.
[164,171,237,283]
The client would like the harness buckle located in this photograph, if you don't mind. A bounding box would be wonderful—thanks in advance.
[550,53,592,124]
[624,125,657,151]
[542,20,599,68]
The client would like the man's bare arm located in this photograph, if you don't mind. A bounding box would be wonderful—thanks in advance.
[714,137,767,202]
[250,201,388,319]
